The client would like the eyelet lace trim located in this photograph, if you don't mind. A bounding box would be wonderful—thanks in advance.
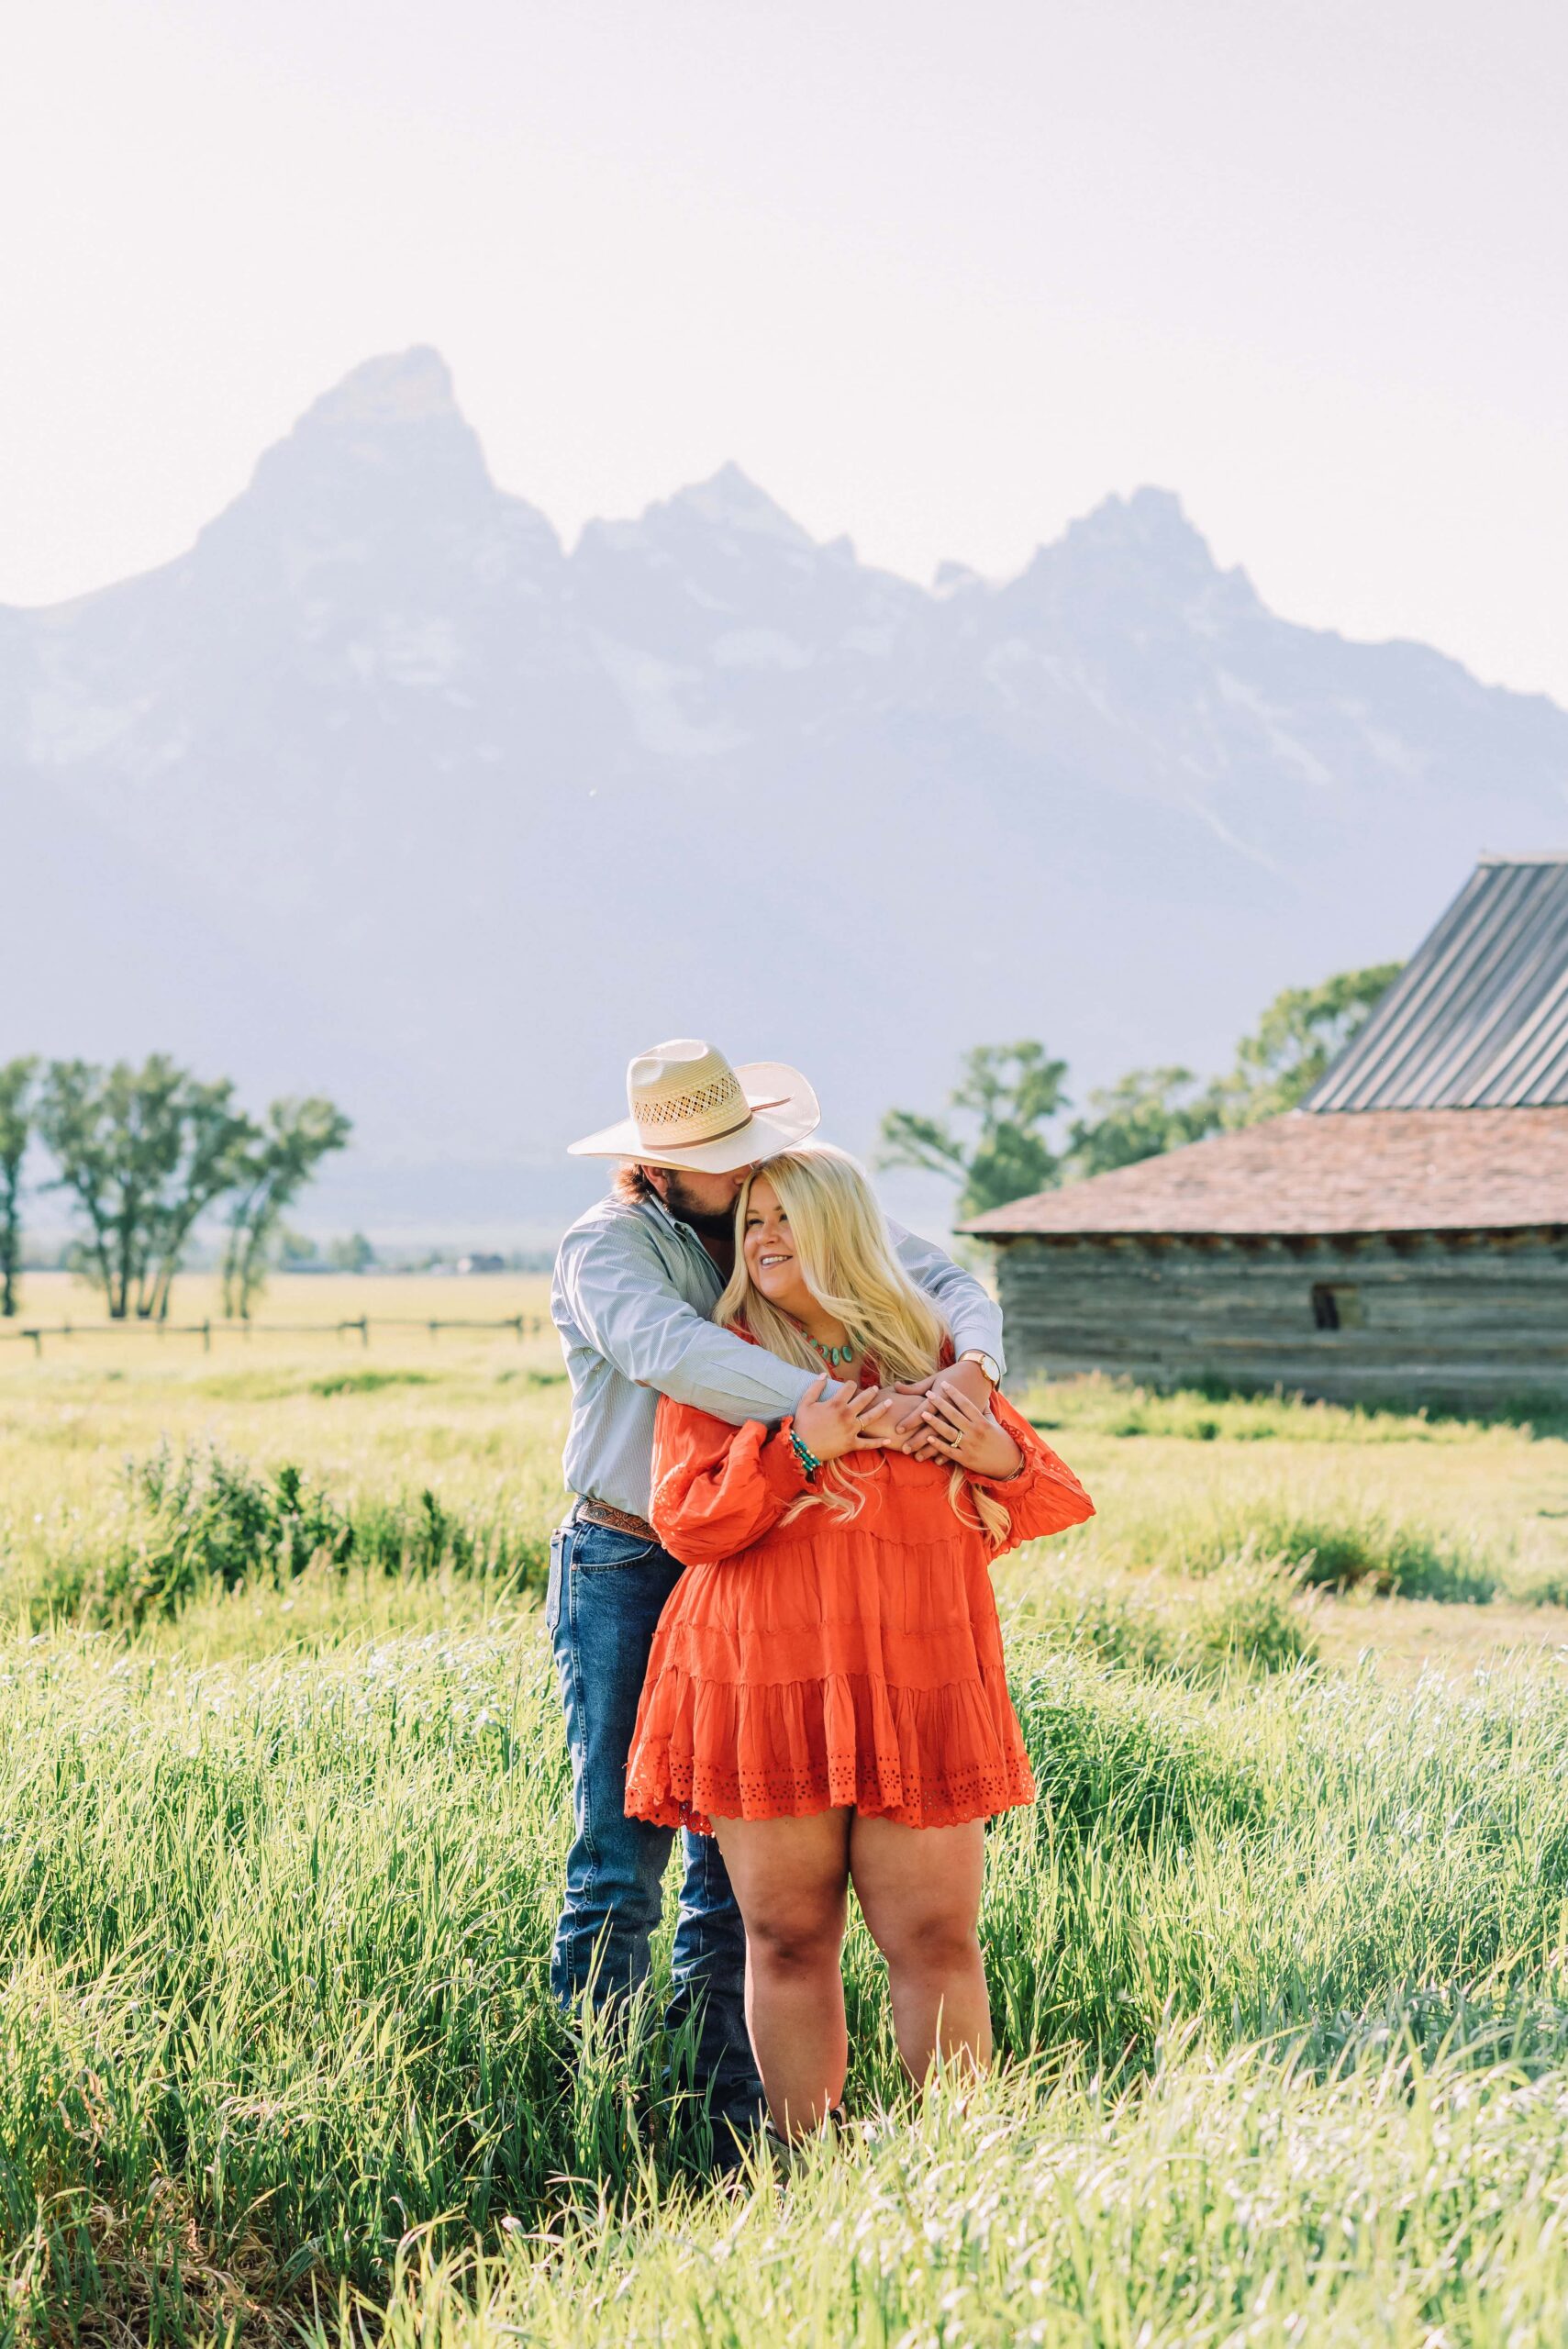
[625,1666,1036,1839]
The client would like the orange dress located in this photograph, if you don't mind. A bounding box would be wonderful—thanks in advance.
[624,1360,1095,1836]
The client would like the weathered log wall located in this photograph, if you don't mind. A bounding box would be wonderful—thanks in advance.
[989,1230,1568,1405]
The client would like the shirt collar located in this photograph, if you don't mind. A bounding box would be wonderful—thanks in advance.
[640,1188,712,1251]
[639,1187,727,1277]
[639,1188,683,1237]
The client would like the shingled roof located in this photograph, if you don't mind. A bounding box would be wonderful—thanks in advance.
[1305,853,1568,1110]
[962,1106,1568,1240]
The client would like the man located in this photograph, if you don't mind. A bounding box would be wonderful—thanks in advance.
[548,1038,1006,2154]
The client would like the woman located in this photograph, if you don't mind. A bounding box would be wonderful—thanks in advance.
[624,1143,1093,2142]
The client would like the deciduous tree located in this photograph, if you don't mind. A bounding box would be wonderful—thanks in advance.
[880,963,1403,1214]
[221,1097,352,1319]
[1064,1065,1223,1179]
[328,1230,377,1274]
[1218,963,1405,1125]
[879,1042,1071,1219]
[0,1057,36,1319]
[36,1057,257,1319]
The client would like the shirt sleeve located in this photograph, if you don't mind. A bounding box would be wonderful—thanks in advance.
[888,1219,1007,1375]
[969,1392,1095,1549]
[554,1217,817,1424]
[650,1394,814,1566]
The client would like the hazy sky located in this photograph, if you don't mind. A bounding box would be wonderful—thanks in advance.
[5,0,1565,700]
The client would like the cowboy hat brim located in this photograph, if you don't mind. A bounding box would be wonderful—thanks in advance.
[567,1060,821,1172]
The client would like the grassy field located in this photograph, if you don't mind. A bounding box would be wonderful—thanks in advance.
[4,1273,1568,2343]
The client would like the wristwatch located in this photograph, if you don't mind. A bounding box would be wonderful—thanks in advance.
[960,1349,1001,1387]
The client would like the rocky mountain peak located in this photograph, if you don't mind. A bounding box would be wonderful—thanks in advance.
[303,345,461,432]
[228,346,497,546]
[1000,484,1261,636]
[1063,487,1217,573]
[667,462,815,549]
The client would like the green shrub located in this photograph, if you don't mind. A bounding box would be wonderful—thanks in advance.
[1159,1507,1500,1603]
[35,1444,549,1631]
[352,1485,549,1588]
[1012,1553,1315,1682]
[1010,1655,1268,1846]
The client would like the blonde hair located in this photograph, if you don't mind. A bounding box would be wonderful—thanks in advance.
[717,1143,1010,1546]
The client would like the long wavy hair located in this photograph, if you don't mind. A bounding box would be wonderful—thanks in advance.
[716,1143,1010,1545]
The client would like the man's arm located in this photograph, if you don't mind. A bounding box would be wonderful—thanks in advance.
[556,1219,817,1426]
[887,1220,1006,1375]
[884,1219,1006,1455]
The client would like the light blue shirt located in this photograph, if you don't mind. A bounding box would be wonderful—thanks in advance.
[551,1189,1006,1520]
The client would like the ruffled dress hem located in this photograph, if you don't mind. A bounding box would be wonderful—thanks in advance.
[624,1663,1037,1837]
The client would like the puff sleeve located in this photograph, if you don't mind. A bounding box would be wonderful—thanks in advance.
[970,1393,1095,1550]
[650,1394,815,1567]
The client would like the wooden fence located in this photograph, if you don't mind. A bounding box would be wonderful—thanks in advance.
[0,1315,550,1357]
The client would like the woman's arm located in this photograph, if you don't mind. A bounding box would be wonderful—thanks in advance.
[650,1397,816,1566]
[651,1379,890,1565]
[970,1393,1095,1548]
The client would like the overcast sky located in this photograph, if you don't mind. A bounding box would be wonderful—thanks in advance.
[4,0,1565,700]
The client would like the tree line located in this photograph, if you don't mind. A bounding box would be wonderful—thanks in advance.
[0,1055,350,1321]
[880,963,1401,1217]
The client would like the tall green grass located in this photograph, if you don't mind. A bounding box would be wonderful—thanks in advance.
[317,2034,1568,2348]
[1167,1507,1501,1601]
[3,1328,1567,2340]
[3,1598,1568,2338]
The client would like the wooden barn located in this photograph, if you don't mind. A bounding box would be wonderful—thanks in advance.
[965,853,1568,1407]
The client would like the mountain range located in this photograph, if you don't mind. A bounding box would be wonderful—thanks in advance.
[6,346,1567,1240]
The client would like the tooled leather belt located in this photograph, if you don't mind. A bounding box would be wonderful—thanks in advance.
[574,1496,658,1542]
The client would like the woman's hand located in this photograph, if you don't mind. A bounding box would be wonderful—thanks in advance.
[916,1385,1023,1479]
[794,1374,894,1464]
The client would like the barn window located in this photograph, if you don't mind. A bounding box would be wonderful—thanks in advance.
[1311,1284,1363,1330]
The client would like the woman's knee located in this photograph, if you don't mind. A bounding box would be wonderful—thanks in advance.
[869,1903,981,1976]
[746,1897,845,1977]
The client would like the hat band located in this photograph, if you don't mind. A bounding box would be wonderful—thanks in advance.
[633,1105,756,1152]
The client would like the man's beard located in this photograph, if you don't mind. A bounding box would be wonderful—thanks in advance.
[662,1174,738,1241]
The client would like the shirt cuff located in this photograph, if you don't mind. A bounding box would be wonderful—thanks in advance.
[948,1328,1006,1378]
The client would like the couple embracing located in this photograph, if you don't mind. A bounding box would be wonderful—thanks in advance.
[548,1039,1092,2156]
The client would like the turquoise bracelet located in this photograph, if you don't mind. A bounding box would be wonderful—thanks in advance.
[790,1430,822,1482]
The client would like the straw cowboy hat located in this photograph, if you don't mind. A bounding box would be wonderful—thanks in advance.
[568,1038,820,1174]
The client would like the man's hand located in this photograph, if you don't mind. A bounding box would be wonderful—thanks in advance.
[895,1357,995,1460]
[853,1385,930,1451]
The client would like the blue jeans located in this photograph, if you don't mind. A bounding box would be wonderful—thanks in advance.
[547,1513,764,2135]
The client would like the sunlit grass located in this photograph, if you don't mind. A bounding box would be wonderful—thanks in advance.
[328,2030,1568,2348]
[1028,1367,1568,1444]
[3,1293,1568,2337]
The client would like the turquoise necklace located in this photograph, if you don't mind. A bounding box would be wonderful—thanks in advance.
[805,1330,856,1368]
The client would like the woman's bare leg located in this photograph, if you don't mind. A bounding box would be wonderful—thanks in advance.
[710,1808,853,2139]
[849,1814,991,2085]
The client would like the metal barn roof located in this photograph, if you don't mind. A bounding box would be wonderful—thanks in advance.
[1306,852,1568,1111]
